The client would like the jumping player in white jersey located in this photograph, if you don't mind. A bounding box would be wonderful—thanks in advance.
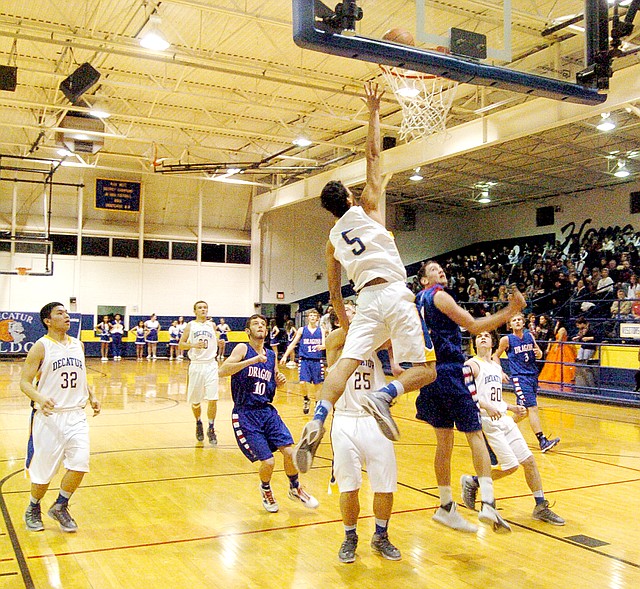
[461,332,565,525]
[294,81,436,473]
[179,301,219,445]
[219,314,318,513]
[328,301,402,563]
[21,302,101,533]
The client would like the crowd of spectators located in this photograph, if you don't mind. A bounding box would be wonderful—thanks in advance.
[408,231,640,335]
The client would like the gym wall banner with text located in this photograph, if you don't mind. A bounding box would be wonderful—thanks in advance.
[0,312,82,355]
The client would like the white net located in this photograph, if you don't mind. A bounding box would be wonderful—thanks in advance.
[380,66,459,142]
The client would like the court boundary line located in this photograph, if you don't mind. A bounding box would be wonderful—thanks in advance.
[0,469,35,589]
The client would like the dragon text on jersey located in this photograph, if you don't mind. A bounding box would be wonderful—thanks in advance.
[247,365,273,385]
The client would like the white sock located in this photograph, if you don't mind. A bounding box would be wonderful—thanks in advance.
[478,477,495,504]
[438,486,453,507]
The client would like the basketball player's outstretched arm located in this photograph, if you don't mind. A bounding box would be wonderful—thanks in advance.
[326,240,350,331]
[434,288,526,336]
[359,81,384,225]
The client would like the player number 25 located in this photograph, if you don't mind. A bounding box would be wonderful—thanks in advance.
[341,229,366,256]
[354,372,371,390]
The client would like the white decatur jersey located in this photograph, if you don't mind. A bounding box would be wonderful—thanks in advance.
[329,206,407,292]
[37,335,88,410]
[187,320,217,363]
[470,356,508,416]
[334,352,386,415]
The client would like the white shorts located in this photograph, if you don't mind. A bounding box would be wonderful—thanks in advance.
[27,409,90,484]
[187,362,219,404]
[331,413,397,493]
[342,281,427,364]
[482,414,532,471]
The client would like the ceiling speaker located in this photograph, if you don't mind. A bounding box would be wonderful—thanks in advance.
[59,63,100,103]
[0,65,17,92]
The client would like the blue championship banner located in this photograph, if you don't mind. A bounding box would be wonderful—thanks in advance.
[96,178,141,212]
[0,311,82,355]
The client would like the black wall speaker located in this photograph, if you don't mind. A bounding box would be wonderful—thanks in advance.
[631,191,640,214]
[396,205,416,231]
[382,136,397,150]
[536,205,555,227]
[0,65,17,92]
[59,63,101,103]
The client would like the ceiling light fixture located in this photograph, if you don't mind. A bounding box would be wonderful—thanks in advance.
[614,160,630,178]
[292,136,312,147]
[596,112,616,131]
[396,86,420,99]
[139,14,170,51]
[89,109,110,119]
[409,167,423,181]
[478,189,491,204]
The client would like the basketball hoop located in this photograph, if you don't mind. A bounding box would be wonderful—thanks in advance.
[380,58,458,142]
[16,267,30,277]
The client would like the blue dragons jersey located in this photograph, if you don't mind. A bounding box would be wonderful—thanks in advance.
[506,332,538,376]
[231,345,277,408]
[415,284,464,364]
[299,326,323,359]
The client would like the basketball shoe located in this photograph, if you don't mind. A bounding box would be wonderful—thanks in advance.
[540,436,560,453]
[260,485,279,513]
[479,502,511,533]
[533,500,565,525]
[24,503,44,532]
[293,420,325,473]
[207,424,217,445]
[287,485,319,509]
[432,502,478,533]
[338,534,358,563]
[460,475,479,511]
[360,391,400,441]
[48,503,78,533]
[371,533,401,560]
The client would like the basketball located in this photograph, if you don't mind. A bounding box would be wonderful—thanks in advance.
[382,28,415,47]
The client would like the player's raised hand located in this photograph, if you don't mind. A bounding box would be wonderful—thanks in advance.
[508,287,526,311]
[363,81,384,111]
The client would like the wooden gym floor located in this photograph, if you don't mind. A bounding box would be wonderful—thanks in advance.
[1,357,640,589]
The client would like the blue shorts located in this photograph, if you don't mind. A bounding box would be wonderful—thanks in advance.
[219,333,228,341]
[415,362,482,432]
[511,375,538,407]
[232,405,294,462]
[299,358,323,384]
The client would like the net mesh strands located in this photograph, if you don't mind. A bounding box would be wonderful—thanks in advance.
[380,65,458,141]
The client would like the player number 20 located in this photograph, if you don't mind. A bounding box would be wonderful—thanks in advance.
[490,386,502,402]
[341,229,366,256]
